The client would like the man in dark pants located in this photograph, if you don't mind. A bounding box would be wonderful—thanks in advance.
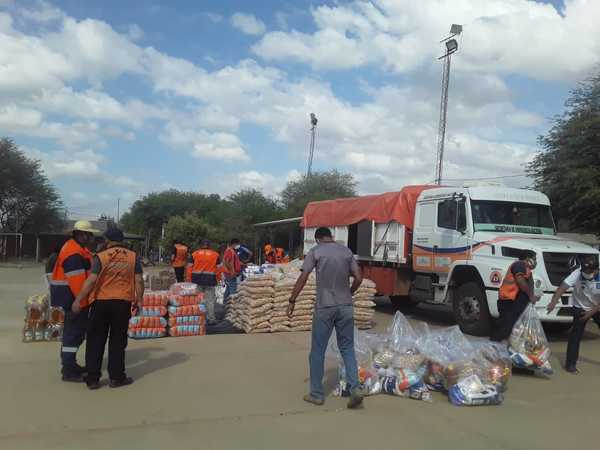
[491,250,539,342]
[288,227,364,409]
[547,255,600,373]
[73,228,144,390]
[50,220,98,382]
[171,240,189,283]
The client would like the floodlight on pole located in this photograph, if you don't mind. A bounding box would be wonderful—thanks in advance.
[434,24,462,185]
[306,113,318,177]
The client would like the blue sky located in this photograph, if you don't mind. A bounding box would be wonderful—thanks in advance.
[1,0,598,220]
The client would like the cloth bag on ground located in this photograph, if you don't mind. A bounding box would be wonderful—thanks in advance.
[508,304,553,376]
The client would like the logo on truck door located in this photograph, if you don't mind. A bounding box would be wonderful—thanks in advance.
[490,271,502,285]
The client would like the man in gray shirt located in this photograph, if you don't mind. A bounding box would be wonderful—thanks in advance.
[288,227,363,408]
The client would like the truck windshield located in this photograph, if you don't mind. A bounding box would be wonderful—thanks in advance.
[471,200,555,235]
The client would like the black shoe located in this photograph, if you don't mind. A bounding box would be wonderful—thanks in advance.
[565,365,579,374]
[347,389,364,409]
[73,364,88,375]
[86,380,101,390]
[62,373,85,383]
[109,377,134,388]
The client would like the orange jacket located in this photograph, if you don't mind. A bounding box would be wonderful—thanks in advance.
[172,244,188,268]
[264,244,276,264]
[192,249,220,275]
[51,239,93,309]
[499,262,532,301]
[92,246,137,303]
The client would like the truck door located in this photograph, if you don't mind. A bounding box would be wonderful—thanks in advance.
[413,200,436,272]
[434,197,470,272]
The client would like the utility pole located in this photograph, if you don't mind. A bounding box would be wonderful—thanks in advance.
[306,113,318,177]
[116,198,120,226]
[435,24,462,185]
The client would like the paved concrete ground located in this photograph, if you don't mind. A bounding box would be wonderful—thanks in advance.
[1,265,600,450]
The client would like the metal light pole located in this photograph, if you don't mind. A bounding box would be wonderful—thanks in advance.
[435,24,462,185]
[306,113,318,177]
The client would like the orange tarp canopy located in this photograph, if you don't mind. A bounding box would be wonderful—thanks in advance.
[301,185,435,229]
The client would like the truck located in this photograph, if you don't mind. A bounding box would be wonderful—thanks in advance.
[302,184,600,336]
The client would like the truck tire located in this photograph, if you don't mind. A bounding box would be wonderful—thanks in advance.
[453,282,491,337]
[390,295,419,313]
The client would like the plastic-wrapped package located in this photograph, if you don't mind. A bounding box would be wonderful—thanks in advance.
[381,374,432,402]
[168,304,206,317]
[448,375,503,406]
[43,322,63,341]
[334,365,382,397]
[168,324,206,337]
[168,293,203,307]
[48,306,65,324]
[129,316,167,328]
[508,304,553,376]
[138,306,168,317]
[169,282,198,296]
[168,315,204,327]
[140,291,169,307]
[25,294,48,321]
[128,327,167,339]
[472,341,512,392]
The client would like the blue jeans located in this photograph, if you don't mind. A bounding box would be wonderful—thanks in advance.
[310,305,359,400]
[223,277,237,305]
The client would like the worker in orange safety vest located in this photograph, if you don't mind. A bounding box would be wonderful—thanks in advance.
[171,240,189,283]
[192,239,221,324]
[264,243,276,264]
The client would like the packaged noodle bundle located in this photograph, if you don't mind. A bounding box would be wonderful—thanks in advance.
[168,304,206,317]
[140,291,169,307]
[128,327,167,339]
[138,306,168,317]
[168,324,206,337]
[169,282,198,296]
[168,293,204,307]
[508,304,553,376]
[129,316,167,328]
[168,315,204,327]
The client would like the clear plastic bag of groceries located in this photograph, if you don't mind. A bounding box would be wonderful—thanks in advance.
[508,304,553,376]
[169,282,198,296]
[472,341,512,392]
[448,374,504,406]
[418,326,477,392]
[381,311,425,372]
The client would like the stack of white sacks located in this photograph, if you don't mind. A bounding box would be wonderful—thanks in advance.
[270,273,316,332]
[230,274,275,333]
[352,279,377,329]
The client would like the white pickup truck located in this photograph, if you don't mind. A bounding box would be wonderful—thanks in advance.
[302,184,599,336]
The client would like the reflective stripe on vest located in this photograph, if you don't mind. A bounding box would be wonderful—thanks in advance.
[51,239,92,308]
[499,262,532,301]
[92,246,137,302]
[172,244,188,267]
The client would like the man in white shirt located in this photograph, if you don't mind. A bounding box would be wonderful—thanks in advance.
[547,255,600,374]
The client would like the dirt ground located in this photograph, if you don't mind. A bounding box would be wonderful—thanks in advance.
[1,265,600,450]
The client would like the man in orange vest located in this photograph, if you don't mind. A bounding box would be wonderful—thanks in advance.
[491,250,539,342]
[264,243,276,264]
[171,240,189,282]
[192,239,221,324]
[50,220,99,382]
[72,228,144,390]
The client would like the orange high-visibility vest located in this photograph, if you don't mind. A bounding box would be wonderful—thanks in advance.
[264,244,276,264]
[172,244,188,268]
[499,262,532,301]
[51,239,93,308]
[192,249,220,275]
[92,246,137,303]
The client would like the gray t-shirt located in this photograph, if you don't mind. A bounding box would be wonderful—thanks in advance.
[301,241,359,308]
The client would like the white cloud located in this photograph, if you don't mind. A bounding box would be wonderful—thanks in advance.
[210,169,301,196]
[231,13,266,36]
[127,23,144,41]
[18,0,64,23]
[24,147,105,178]
[253,0,600,81]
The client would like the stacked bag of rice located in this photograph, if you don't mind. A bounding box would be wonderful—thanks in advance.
[167,282,206,337]
[270,273,316,332]
[352,278,377,329]
[128,291,169,339]
[235,274,274,333]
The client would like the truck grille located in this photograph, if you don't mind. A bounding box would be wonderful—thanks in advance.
[543,252,598,287]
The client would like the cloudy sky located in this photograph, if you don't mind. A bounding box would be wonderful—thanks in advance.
[1,0,598,219]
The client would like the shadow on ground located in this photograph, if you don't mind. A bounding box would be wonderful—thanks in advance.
[123,346,190,380]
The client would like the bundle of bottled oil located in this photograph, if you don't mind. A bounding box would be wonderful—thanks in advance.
[22,294,65,342]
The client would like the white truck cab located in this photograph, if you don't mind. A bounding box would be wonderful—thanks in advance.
[412,184,599,335]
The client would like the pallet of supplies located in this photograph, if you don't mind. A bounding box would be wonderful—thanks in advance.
[352,279,377,329]
[167,283,206,337]
[235,274,275,333]
[128,291,169,339]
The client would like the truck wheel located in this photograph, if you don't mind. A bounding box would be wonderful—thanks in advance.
[390,295,419,313]
[453,282,491,337]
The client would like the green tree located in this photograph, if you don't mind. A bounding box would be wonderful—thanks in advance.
[162,214,222,250]
[528,74,600,232]
[281,170,357,217]
[0,138,64,233]
[225,189,282,242]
